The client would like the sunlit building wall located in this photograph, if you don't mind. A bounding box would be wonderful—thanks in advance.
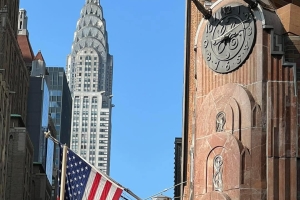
[66,0,113,174]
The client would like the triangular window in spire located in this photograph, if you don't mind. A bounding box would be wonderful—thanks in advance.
[88,19,92,26]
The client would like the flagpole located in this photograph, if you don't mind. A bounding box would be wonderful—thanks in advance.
[143,181,187,200]
[124,188,142,200]
[44,131,142,200]
[60,144,68,200]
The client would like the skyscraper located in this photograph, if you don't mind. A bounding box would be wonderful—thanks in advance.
[46,67,72,169]
[66,0,113,174]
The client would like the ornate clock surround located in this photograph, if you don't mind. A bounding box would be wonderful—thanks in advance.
[201,3,256,73]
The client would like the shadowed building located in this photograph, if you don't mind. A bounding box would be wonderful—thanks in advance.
[0,74,10,200]
[0,1,30,199]
[182,0,300,199]
[31,163,52,200]
[46,67,72,170]
[6,127,33,200]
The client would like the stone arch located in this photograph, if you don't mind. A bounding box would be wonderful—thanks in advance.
[240,148,251,186]
[252,103,262,127]
[194,83,257,198]
[196,83,255,139]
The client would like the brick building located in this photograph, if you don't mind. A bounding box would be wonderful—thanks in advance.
[182,0,300,199]
[17,8,34,73]
[0,1,30,199]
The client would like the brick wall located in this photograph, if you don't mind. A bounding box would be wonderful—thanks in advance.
[183,0,300,199]
[0,6,29,125]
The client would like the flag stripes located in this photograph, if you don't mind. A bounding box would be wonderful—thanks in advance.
[57,146,124,200]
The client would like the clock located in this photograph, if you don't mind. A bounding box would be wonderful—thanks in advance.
[202,3,256,73]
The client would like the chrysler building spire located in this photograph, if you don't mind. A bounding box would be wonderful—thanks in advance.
[66,0,113,174]
[86,0,100,5]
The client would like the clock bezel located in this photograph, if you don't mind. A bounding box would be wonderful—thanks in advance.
[201,3,256,74]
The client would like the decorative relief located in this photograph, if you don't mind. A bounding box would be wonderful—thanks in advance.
[216,112,226,132]
[270,29,284,55]
[213,155,223,191]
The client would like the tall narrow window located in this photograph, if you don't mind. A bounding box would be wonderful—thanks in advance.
[213,155,223,191]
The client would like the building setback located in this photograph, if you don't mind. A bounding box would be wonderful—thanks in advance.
[66,0,113,174]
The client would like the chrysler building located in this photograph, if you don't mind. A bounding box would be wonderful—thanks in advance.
[66,0,113,174]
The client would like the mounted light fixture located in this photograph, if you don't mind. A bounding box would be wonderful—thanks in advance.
[243,0,258,8]
[191,0,212,19]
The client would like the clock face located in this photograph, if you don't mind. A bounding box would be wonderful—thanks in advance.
[202,4,256,73]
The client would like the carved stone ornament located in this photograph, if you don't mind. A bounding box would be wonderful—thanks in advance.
[213,155,223,191]
[216,112,226,132]
[202,3,256,73]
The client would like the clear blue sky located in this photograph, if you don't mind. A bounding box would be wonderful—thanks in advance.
[20,0,185,198]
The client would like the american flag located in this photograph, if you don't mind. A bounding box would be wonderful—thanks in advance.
[57,146,123,200]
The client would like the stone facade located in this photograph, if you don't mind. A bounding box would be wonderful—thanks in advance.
[0,73,10,200]
[0,2,28,199]
[182,0,300,199]
[0,2,29,122]
[31,163,52,200]
[0,2,31,199]
[6,127,33,200]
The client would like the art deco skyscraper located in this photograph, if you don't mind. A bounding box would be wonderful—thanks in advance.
[66,0,113,174]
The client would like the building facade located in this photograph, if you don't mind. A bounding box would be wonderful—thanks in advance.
[6,127,33,200]
[27,75,52,177]
[46,67,72,169]
[0,73,10,200]
[66,0,113,174]
[31,163,52,200]
[182,0,300,199]
[17,9,34,73]
[0,1,30,199]
[26,52,55,185]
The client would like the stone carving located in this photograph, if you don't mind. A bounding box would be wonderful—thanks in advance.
[216,112,226,132]
[213,155,223,191]
[270,29,284,55]
[202,3,256,73]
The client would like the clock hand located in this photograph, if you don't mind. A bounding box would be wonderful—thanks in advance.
[212,18,250,42]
